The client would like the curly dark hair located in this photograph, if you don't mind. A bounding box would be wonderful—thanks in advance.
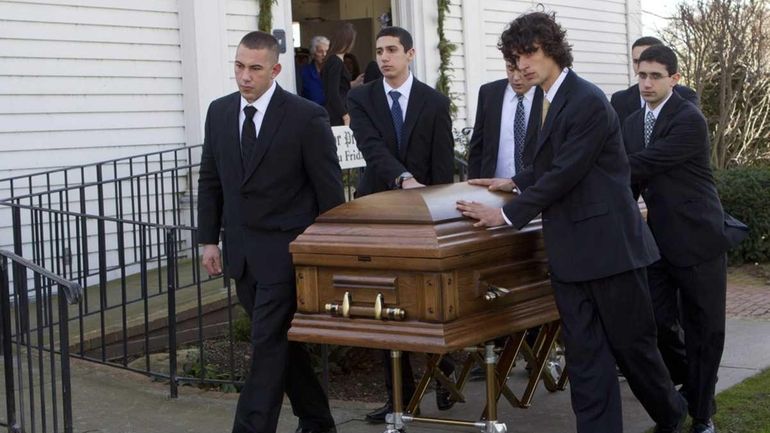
[498,12,573,69]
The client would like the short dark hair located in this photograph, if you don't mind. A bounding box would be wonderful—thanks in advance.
[498,12,573,69]
[638,44,678,75]
[632,36,663,49]
[238,31,279,62]
[376,26,413,52]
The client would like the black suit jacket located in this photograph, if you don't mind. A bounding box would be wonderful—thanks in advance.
[348,77,454,196]
[321,55,351,126]
[623,92,735,268]
[505,70,659,283]
[197,86,345,284]
[467,79,544,179]
[611,83,699,128]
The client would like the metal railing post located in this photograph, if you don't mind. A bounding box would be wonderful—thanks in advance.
[0,256,18,432]
[166,229,178,398]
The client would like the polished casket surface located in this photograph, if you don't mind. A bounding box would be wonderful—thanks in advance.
[288,182,558,353]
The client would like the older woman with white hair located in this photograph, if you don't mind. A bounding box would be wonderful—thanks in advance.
[300,35,329,106]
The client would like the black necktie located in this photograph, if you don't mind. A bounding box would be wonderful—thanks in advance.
[389,90,404,150]
[241,105,258,168]
[514,94,526,173]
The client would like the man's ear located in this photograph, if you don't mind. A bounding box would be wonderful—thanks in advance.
[671,72,681,86]
[406,48,415,62]
[272,62,282,79]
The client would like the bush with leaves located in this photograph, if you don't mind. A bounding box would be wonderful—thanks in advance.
[715,166,770,264]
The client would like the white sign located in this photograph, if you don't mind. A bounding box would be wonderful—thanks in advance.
[332,126,366,169]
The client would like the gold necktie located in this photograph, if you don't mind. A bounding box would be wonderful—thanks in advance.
[541,98,551,129]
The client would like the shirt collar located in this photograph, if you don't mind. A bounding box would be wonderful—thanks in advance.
[543,68,569,103]
[645,90,674,119]
[240,81,277,114]
[384,72,414,101]
[507,84,536,103]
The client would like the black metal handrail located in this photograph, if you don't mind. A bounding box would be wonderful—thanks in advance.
[1,249,81,433]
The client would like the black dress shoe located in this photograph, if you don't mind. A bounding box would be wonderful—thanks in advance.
[295,427,337,433]
[691,419,715,433]
[364,402,392,424]
[435,383,456,411]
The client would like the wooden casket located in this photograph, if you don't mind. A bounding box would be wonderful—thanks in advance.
[288,182,559,353]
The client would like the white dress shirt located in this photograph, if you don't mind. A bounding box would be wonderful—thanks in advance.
[495,84,536,179]
[239,80,277,142]
[501,68,569,226]
[383,73,414,120]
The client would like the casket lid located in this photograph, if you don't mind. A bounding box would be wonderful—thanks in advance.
[318,182,511,225]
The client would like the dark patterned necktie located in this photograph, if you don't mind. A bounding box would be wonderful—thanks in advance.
[241,105,258,168]
[389,90,404,150]
[514,94,526,173]
[644,110,655,147]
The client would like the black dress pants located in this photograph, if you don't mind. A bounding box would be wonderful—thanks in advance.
[647,254,727,420]
[551,267,685,433]
[232,270,334,433]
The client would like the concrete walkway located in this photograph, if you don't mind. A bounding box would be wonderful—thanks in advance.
[63,317,770,433]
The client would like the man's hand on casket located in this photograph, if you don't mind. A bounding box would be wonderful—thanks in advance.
[467,177,519,194]
[456,200,505,227]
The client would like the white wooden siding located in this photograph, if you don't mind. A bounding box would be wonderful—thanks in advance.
[0,0,186,180]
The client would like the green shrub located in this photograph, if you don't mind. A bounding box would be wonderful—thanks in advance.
[232,310,252,343]
[715,166,770,264]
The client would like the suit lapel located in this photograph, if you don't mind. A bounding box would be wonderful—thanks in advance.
[627,84,642,116]
[650,92,682,145]
[242,85,287,185]
[225,92,244,182]
[533,70,573,158]
[487,80,506,161]
[524,86,544,147]
[371,80,399,157]
[401,80,428,160]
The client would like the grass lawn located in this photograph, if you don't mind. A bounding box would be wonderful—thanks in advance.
[711,368,770,433]
[648,368,770,433]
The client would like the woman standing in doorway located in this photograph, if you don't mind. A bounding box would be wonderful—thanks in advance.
[321,22,357,126]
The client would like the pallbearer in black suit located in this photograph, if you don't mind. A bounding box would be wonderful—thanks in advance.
[347,26,456,423]
[468,62,543,179]
[612,36,699,129]
[197,31,344,433]
[457,12,686,433]
[623,45,746,433]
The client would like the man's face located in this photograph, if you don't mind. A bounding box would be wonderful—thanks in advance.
[505,62,531,95]
[312,42,328,65]
[513,45,560,90]
[638,60,680,109]
[631,45,651,75]
[376,36,414,81]
[234,45,281,103]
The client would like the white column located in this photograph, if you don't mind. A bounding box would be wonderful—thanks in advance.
[178,0,229,150]
[462,0,483,127]
[625,0,643,85]
[394,0,440,87]
[272,0,297,93]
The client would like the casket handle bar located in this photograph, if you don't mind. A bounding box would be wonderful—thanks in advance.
[325,292,406,321]
[482,278,550,301]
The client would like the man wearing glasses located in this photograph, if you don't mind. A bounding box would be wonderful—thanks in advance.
[611,36,699,129]
[622,44,746,433]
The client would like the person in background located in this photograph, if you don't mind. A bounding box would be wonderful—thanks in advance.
[321,23,356,126]
[344,52,365,88]
[611,36,699,129]
[300,35,329,106]
[347,25,456,423]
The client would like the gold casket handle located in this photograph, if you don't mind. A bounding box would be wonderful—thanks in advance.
[325,292,405,321]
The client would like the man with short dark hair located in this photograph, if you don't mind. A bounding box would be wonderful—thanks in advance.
[347,25,456,423]
[197,31,343,433]
[468,61,543,179]
[612,36,699,128]
[457,12,686,433]
[623,44,745,433]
